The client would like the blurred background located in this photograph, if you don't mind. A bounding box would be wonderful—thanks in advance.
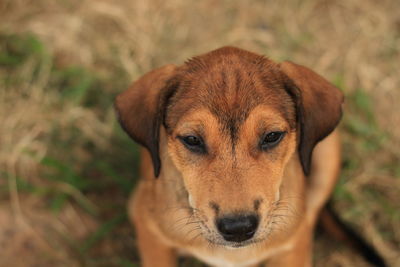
[0,0,399,266]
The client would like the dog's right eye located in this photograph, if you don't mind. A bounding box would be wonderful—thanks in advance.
[178,135,206,154]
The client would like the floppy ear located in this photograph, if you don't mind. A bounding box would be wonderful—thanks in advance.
[115,64,178,178]
[280,61,344,175]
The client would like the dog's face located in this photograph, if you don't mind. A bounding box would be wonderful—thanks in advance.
[115,47,343,248]
[163,54,298,246]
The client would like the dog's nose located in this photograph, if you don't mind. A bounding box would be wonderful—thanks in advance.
[216,214,259,242]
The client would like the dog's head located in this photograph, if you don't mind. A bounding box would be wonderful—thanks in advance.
[115,47,343,247]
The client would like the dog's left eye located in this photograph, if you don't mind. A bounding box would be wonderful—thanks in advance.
[260,131,285,150]
[179,135,206,154]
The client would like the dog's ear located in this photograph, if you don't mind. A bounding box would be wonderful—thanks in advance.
[115,64,178,178]
[280,61,344,175]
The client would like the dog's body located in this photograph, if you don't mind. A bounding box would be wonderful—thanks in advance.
[130,131,340,267]
[116,47,345,267]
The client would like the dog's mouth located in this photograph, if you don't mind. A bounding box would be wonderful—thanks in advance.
[206,236,264,249]
[191,210,283,249]
[188,197,297,248]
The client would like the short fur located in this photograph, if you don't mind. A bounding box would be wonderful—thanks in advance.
[115,47,382,267]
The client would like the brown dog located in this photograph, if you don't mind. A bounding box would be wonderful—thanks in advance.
[115,46,345,267]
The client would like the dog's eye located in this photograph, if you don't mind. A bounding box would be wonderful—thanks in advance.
[179,135,206,153]
[260,131,285,150]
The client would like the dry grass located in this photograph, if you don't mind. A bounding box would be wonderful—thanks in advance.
[0,0,399,266]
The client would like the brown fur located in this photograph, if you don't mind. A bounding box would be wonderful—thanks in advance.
[115,47,344,267]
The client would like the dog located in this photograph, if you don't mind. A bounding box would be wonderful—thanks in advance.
[115,47,385,267]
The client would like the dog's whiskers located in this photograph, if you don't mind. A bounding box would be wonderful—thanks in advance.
[260,196,302,239]
[188,232,203,244]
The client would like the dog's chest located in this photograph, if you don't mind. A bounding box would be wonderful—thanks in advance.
[180,249,260,267]
[178,241,294,267]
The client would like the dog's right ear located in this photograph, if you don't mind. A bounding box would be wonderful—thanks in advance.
[115,64,178,178]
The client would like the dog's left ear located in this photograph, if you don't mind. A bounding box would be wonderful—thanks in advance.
[115,64,178,178]
[280,61,344,176]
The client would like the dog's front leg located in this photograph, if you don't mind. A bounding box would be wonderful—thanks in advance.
[135,218,177,267]
[264,225,313,267]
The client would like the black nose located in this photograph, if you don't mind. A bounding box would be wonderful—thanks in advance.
[216,214,259,242]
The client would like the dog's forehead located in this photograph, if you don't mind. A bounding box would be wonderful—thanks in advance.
[165,47,296,134]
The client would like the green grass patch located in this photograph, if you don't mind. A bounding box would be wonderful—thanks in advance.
[0,33,45,67]
[1,32,139,212]
[80,212,128,253]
